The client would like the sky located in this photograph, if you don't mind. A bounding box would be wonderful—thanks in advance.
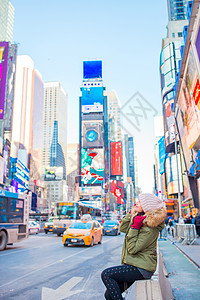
[10,0,168,193]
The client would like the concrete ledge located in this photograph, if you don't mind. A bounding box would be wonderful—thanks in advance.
[126,279,162,300]
[125,248,174,300]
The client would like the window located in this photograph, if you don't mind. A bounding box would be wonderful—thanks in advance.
[178,32,183,37]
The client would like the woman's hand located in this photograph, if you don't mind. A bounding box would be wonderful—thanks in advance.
[129,204,136,215]
[131,215,146,230]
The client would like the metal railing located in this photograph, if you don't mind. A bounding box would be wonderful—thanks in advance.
[175,224,197,245]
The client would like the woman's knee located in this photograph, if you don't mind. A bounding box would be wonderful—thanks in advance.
[101,268,109,281]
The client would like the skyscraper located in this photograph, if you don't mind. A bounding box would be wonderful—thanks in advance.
[50,120,66,179]
[29,69,44,180]
[105,90,122,142]
[79,61,108,199]
[12,55,35,167]
[42,82,67,176]
[0,0,14,42]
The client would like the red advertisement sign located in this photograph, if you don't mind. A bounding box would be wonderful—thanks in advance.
[193,77,200,106]
[110,180,124,204]
[110,142,123,176]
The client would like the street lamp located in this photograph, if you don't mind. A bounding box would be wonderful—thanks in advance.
[172,115,183,223]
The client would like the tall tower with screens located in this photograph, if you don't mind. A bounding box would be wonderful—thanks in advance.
[79,61,108,199]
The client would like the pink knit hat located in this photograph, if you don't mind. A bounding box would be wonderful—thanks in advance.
[139,193,164,212]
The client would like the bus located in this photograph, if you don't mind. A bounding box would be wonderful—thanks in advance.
[0,190,29,250]
[53,201,102,236]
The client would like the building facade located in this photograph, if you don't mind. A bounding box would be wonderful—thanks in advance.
[29,70,44,180]
[105,90,121,142]
[167,0,188,21]
[42,82,67,175]
[11,55,34,167]
[0,0,14,42]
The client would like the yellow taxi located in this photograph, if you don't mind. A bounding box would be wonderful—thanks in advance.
[62,220,102,247]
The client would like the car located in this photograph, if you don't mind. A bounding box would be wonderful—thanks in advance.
[28,221,40,234]
[44,217,55,234]
[102,220,120,236]
[62,220,102,247]
[102,212,118,221]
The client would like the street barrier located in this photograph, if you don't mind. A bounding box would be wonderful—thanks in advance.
[175,224,197,245]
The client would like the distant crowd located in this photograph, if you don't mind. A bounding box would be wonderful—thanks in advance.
[164,213,200,237]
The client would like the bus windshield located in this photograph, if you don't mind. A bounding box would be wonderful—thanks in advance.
[0,196,24,223]
[56,204,77,219]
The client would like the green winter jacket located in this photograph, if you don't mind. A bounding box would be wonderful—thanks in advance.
[120,208,166,273]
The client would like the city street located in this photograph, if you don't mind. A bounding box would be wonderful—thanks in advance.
[0,232,124,300]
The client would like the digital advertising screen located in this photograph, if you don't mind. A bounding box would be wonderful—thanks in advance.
[83,61,102,79]
[81,87,103,113]
[158,136,167,174]
[195,24,200,64]
[82,120,104,148]
[110,180,124,204]
[0,42,9,120]
[81,148,104,185]
[165,154,183,195]
[110,142,123,176]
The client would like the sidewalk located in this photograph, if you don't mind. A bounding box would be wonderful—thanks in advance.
[167,235,200,268]
[158,236,200,300]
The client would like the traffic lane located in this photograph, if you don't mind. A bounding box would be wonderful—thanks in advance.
[0,233,125,300]
[0,233,65,285]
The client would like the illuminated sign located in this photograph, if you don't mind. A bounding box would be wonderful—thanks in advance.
[110,142,123,176]
[81,87,103,113]
[81,148,104,185]
[110,180,124,204]
[193,77,200,106]
[83,61,102,79]
[9,157,29,189]
[82,120,104,148]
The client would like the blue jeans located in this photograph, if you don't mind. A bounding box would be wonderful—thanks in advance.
[101,265,144,300]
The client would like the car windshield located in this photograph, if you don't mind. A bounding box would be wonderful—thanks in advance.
[104,221,118,225]
[48,218,54,222]
[69,222,92,229]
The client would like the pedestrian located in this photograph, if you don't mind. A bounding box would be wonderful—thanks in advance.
[184,215,191,224]
[194,213,200,236]
[101,193,167,300]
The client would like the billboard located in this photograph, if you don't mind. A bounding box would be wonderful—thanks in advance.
[110,180,124,204]
[82,119,104,148]
[165,154,183,195]
[110,142,123,176]
[158,136,167,175]
[9,157,30,190]
[83,61,102,79]
[0,156,3,184]
[81,87,103,113]
[44,166,63,181]
[0,42,9,120]
[195,23,200,64]
[81,148,104,185]
[128,137,135,188]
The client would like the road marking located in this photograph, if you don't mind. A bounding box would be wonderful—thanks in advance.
[42,277,83,300]
[0,237,116,288]
[0,247,39,257]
